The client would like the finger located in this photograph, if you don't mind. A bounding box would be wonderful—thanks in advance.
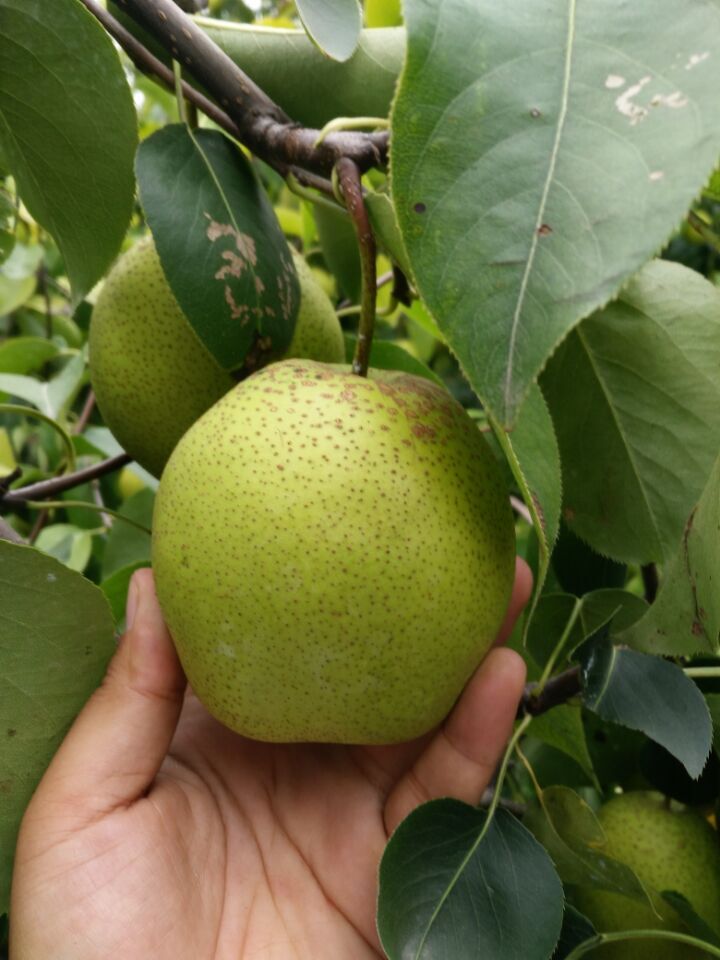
[494,556,533,646]
[357,558,533,795]
[35,568,186,819]
[383,648,527,835]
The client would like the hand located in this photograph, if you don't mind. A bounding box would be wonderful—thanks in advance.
[11,562,531,960]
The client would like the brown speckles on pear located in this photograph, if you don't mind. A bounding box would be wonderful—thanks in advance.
[153,359,515,744]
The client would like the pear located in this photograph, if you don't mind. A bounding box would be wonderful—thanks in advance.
[89,236,345,478]
[574,791,720,959]
[152,359,515,744]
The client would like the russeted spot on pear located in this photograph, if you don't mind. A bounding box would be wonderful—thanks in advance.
[152,359,516,744]
[574,791,720,960]
[89,236,345,478]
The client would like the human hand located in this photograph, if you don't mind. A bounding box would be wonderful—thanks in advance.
[10,562,531,960]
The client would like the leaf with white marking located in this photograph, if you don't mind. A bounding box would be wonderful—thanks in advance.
[392,0,720,425]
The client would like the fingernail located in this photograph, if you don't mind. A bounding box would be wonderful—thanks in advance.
[126,573,140,630]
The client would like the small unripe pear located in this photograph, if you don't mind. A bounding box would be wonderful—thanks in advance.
[152,359,515,744]
[89,237,344,477]
[574,791,720,959]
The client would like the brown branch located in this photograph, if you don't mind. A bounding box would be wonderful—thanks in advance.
[336,158,377,377]
[1,454,131,505]
[115,0,388,175]
[74,388,96,435]
[520,666,582,717]
[79,0,246,145]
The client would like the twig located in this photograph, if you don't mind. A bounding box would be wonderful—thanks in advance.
[74,389,96,436]
[1,453,131,505]
[0,516,26,545]
[114,0,388,176]
[520,666,582,717]
[336,158,377,377]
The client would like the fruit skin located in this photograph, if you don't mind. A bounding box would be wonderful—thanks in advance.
[89,237,344,478]
[152,359,515,744]
[574,791,720,960]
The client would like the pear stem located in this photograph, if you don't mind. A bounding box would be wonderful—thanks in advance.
[335,158,377,377]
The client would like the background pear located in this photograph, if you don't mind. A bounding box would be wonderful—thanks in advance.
[89,236,345,477]
[574,791,720,959]
[152,359,516,744]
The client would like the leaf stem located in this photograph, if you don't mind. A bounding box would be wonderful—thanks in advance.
[535,597,583,694]
[563,930,720,960]
[23,500,151,535]
[335,158,377,377]
[684,666,720,678]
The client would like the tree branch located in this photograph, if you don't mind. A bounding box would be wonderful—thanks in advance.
[115,0,388,175]
[79,0,247,145]
[1,454,131,505]
[520,666,582,717]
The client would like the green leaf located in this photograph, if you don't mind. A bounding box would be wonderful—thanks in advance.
[365,192,413,278]
[524,785,649,903]
[101,561,148,624]
[1,241,41,281]
[0,273,34,314]
[35,523,93,573]
[0,0,137,302]
[552,906,596,959]
[102,488,154,579]
[621,452,720,656]
[530,706,597,785]
[137,125,299,372]
[296,0,361,62]
[541,260,720,564]
[0,354,85,420]
[552,523,626,597]
[313,203,362,303]
[0,337,59,374]
[76,426,158,492]
[391,1,720,426]
[491,384,562,628]
[661,892,720,947]
[198,19,404,128]
[0,540,115,913]
[527,589,647,677]
[343,335,442,384]
[527,593,580,673]
[579,638,712,778]
[378,800,564,960]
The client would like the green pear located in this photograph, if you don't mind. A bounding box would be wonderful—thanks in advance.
[152,359,515,744]
[574,791,720,959]
[89,236,345,478]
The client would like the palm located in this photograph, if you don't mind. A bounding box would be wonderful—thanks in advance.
[12,566,529,960]
[20,695,428,958]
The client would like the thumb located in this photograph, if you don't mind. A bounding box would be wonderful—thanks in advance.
[34,567,186,820]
